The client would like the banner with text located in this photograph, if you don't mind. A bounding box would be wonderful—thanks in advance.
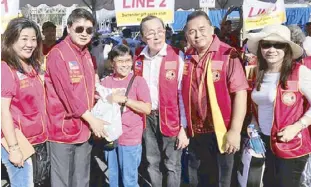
[114,0,175,26]
[243,0,286,31]
[1,0,20,33]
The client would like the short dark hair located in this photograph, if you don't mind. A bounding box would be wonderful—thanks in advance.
[185,11,212,30]
[306,22,311,26]
[139,15,165,36]
[122,28,132,38]
[1,17,43,73]
[67,8,95,27]
[108,44,133,62]
[42,21,56,31]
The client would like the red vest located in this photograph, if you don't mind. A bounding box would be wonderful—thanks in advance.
[3,62,48,145]
[251,64,311,158]
[45,40,94,143]
[182,45,234,137]
[134,45,181,137]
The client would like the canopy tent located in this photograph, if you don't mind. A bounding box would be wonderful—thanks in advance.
[20,0,200,11]
[172,7,311,31]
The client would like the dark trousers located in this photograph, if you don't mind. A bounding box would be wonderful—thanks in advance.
[50,141,92,187]
[142,114,182,187]
[259,135,308,187]
[188,133,234,187]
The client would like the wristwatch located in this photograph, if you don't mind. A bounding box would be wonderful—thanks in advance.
[122,96,128,106]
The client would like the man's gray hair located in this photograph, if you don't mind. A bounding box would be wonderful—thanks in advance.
[287,25,306,46]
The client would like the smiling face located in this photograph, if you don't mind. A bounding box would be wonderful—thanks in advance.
[68,18,93,48]
[260,41,287,66]
[111,53,133,78]
[12,28,37,61]
[185,16,214,53]
[141,18,166,54]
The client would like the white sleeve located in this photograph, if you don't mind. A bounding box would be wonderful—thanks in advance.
[177,50,187,128]
[299,65,311,117]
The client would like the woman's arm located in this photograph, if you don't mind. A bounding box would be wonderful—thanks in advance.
[110,93,151,115]
[1,97,24,167]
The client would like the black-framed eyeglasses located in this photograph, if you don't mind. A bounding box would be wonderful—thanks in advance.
[260,42,287,49]
[74,26,93,35]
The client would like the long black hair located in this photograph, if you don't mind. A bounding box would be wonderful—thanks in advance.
[256,41,294,91]
[1,17,43,73]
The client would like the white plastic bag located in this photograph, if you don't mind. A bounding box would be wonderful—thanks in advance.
[91,83,122,141]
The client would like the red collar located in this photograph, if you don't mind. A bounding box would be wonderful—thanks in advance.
[64,36,88,55]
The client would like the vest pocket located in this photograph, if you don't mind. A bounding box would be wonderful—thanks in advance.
[164,106,179,131]
[61,116,82,136]
[275,134,302,151]
[19,112,44,138]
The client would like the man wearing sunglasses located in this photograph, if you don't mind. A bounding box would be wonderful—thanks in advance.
[134,15,189,187]
[45,8,108,187]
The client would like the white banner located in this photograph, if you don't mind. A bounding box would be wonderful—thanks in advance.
[243,0,286,31]
[1,0,20,33]
[114,0,175,26]
[199,0,215,8]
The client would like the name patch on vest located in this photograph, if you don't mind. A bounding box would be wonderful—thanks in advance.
[165,61,177,70]
[17,72,30,88]
[183,64,189,75]
[281,92,296,106]
[212,61,224,70]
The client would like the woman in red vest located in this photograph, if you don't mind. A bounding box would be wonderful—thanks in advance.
[247,24,311,187]
[1,18,48,186]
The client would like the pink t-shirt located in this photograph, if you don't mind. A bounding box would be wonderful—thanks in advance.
[101,73,151,146]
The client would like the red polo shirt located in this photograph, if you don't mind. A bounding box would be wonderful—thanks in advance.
[190,36,248,134]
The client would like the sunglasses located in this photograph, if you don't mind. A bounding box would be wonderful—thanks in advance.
[261,42,287,49]
[74,26,93,35]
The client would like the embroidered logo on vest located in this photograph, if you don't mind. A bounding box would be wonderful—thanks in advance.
[135,61,142,69]
[212,70,221,82]
[281,92,296,106]
[166,70,176,80]
[69,61,79,70]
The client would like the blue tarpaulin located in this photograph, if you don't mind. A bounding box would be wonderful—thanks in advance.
[172,7,311,31]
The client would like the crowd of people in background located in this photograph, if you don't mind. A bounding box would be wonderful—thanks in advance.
[1,5,311,187]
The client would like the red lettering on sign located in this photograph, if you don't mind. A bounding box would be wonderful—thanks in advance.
[248,5,277,18]
[123,0,131,8]
[147,0,155,8]
[137,0,145,7]
[160,0,166,7]
[123,0,156,8]
[1,0,8,13]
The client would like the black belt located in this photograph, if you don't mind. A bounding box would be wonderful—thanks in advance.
[150,110,159,116]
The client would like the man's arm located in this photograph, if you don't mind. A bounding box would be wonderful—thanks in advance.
[225,55,249,154]
[176,50,189,149]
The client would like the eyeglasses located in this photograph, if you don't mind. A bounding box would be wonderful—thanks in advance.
[113,59,132,64]
[260,42,287,49]
[144,29,165,39]
[74,26,93,35]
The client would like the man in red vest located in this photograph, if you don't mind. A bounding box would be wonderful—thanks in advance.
[42,21,57,55]
[45,8,108,187]
[182,11,249,187]
[134,15,189,187]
